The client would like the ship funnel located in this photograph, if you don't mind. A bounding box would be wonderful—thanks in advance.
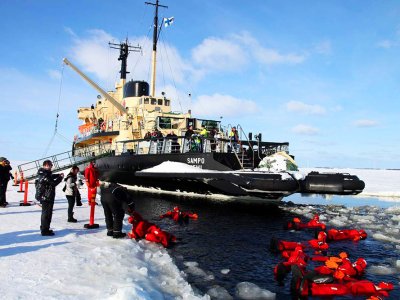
[123,80,149,98]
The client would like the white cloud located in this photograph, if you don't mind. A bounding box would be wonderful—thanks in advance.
[292,124,319,135]
[47,69,62,80]
[314,40,332,55]
[376,40,396,49]
[69,29,119,84]
[191,37,248,71]
[67,29,197,91]
[331,105,343,112]
[285,100,326,115]
[353,119,379,127]
[234,31,306,65]
[191,93,258,118]
[190,32,306,75]
[64,26,77,38]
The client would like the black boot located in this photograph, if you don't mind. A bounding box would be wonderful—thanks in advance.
[41,229,55,236]
[113,231,126,239]
[107,230,114,237]
[68,213,78,223]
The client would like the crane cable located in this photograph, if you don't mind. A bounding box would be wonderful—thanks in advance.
[160,32,183,113]
[42,63,68,156]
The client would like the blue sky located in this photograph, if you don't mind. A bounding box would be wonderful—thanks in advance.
[1,0,399,169]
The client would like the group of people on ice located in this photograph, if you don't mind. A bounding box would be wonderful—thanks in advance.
[30,159,198,245]
[271,214,394,299]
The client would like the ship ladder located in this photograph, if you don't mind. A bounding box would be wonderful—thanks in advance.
[17,142,113,181]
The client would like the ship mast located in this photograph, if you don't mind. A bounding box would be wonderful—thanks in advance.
[109,39,141,86]
[145,0,167,97]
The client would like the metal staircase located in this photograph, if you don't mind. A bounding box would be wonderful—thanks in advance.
[18,142,113,181]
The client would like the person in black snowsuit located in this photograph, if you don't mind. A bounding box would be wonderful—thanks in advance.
[100,182,135,239]
[35,160,64,236]
[0,158,13,207]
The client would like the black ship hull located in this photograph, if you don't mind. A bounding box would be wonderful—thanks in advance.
[95,152,365,202]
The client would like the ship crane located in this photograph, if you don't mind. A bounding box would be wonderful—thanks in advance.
[62,58,128,116]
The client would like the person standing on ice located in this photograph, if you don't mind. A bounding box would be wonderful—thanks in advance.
[35,160,64,236]
[0,158,13,207]
[63,166,80,223]
[100,182,135,238]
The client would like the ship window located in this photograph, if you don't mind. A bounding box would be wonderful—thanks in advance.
[151,98,157,105]
[158,99,163,105]
[201,120,220,130]
[171,118,182,129]
[165,100,170,106]
[159,117,172,129]
[144,98,149,104]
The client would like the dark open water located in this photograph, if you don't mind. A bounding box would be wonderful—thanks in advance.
[130,192,400,299]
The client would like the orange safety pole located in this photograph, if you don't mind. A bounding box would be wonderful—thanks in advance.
[17,178,25,193]
[19,181,32,206]
[12,171,19,186]
[84,187,99,229]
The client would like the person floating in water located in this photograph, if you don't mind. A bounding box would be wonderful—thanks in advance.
[285,214,326,231]
[160,206,198,224]
[327,228,367,242]
[291,264,393,299]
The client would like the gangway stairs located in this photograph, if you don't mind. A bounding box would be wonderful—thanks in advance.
[17,142,113,181]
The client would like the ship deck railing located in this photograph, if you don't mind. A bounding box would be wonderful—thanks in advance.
[115,136,288,155]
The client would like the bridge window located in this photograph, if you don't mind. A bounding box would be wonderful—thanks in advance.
[158,99,163,105]
[151,98,157,105]
[165,100,170,106]
[144,98,149,104]
[159,117,172,129]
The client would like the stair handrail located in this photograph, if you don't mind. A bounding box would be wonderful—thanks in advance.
[18,141,113,181]
[237,124,256,169]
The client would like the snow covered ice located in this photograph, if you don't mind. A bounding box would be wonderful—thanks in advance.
[0,180,208,300]
[2,162,399,299]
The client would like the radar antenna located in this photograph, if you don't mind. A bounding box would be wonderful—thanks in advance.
[109,39,141,80]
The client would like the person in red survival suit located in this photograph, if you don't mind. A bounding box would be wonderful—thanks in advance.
[277,231,329,256]
[84,161,100,203]
[274,246,308,284]
[160,206,199,224]
[327,228,367,241]
[291,265,394,299]
[314,253,368,281]
[128,212,176,248]
[308,231,329,253]
[270,231,329,257]
[285,214,326,231]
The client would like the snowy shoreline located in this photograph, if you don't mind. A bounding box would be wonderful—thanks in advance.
[0,183,207,300]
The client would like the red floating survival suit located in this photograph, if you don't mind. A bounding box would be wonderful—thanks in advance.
[84,161,100,204]
[308,231,329,252]
[160,206,198,223]
[84,161,99,188]
[286,214,326,231]
[276,231,328,258]
[327,228,367,241]
[314,255,368,281]
[128,212,176,248]
[295,265,393,298]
